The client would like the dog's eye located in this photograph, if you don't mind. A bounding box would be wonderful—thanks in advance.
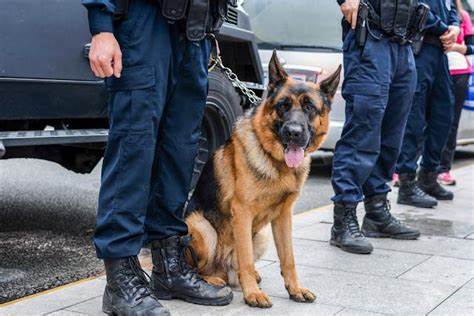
[302,97,317,113]
[275,98,292,115]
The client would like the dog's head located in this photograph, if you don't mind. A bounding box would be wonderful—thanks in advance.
[256,51,341,169]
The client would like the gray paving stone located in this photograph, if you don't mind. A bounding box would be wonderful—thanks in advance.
[393,207,474,239]
[429,287,474,316]
[0,278,105,316]
[369,235,474,260]
[66,281,342,316]
[165,291,343,316]
[335,308,388,316]
[263,238,430,278]
[258,264,457,315]
[293,207,333,228]
[45,310,84,316]
[399,256,474,287]
[293,222,332,242]
[255,259,276,270]
[463,278,474,288]
[66,296,102,316]
[465,233,474,240]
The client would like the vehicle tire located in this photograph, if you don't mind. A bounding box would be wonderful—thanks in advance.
[190,69,243,190]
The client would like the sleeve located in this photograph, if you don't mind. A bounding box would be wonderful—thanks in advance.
[82,0,116,35]
[448,0,460,26]
[337,0,345,5]
[423,10,449,35]
[466,45,474,55]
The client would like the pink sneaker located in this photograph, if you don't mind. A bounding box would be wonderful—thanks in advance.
[438,171,456,186]
[392,173,399,187]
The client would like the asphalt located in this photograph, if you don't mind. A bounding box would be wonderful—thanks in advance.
[0,147,473,305]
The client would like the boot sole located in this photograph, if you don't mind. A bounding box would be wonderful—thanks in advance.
[102,294,171,316]
[103,298,171,316]
[329,240,373,254]
[397,198,437,208]
[153,289,233,306]
[431,195,454,201]
[419,187,454,201]
[363,230,420,240]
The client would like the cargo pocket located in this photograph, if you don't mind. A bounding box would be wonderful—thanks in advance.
[106,65,157,133]
[342,83,384,153]
[105,65,158,212]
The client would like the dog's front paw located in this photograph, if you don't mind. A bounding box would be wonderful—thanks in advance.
[203,276,227,287]
[244,290,273,308]
[287,286,316,303]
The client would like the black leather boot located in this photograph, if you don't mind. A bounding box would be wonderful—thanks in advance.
[150,235,233,306]
[103,257,170,316]
[398,173,438,208]
[418,168,454,200]
[329,203,373,254]
[362,194,420,240]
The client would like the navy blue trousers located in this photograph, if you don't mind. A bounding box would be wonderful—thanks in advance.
[396,44,455,174]
[94,0,211,258]
[332,30,417,204]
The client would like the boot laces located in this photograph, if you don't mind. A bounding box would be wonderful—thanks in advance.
[124,256,153,301]
[402,177,427,197]
[178,236,203,285]
[381,200,401,226]
[413,182,429,197]
[344,208,363,237]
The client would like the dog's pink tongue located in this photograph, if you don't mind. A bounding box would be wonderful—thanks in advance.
[284,146,305,168]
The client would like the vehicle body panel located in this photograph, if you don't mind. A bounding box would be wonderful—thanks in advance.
[0,0,262,122]
[0,0,264,174]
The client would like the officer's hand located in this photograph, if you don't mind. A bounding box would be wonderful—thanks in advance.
[89,32,122,79]
[340,0,360,29]
[440,26,461,47]
[444,43,467,55]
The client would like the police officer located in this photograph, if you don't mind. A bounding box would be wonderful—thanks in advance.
[331,0,421,254]
[396,0,459,207]
[81,0,233,315]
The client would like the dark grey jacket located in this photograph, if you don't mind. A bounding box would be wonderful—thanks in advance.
[81,0,233,40]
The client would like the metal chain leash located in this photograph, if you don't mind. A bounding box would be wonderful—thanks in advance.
[208,34,262,106]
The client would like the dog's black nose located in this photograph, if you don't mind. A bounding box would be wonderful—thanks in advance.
[283,123,303,141]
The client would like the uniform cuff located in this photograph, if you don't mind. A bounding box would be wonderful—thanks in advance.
[466,45,473,55]
[337,0,346,5]
[88,7,114,35]
[437,23,449,36]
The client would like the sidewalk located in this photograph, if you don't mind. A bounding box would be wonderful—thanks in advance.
[1,165,473,316]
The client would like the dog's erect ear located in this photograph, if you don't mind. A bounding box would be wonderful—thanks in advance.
[268,50,288,87]
[320,65,342,107]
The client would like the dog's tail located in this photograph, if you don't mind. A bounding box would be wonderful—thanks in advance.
[185,211,218,273]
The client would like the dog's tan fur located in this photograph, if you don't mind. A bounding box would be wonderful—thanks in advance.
[185,52,341,308]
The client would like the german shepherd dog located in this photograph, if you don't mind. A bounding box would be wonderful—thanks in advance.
[185,51,341,308]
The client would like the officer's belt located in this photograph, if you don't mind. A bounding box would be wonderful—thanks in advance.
[366,19,411,45]
[365,1,421,45]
